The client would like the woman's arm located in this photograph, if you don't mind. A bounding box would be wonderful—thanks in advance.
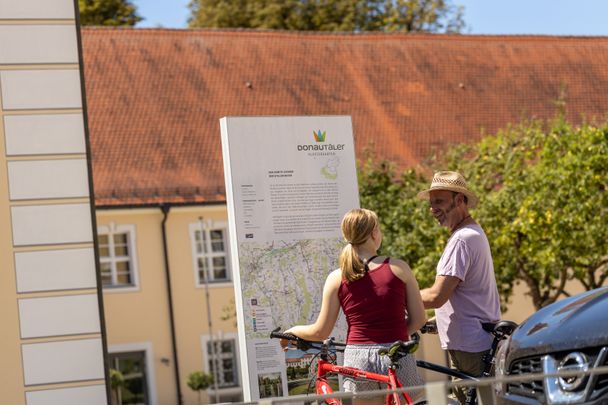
[390,258,427,333]
[283,269,342,342]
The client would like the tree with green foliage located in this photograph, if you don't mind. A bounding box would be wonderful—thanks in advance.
[358,158,444,288]
[78,0,142,26]
[359,117,608,310]
[383,0,465,32]
[187,371,214,405]
[188,0,465,33]
[446,118,608,309]
[109,368,125,405]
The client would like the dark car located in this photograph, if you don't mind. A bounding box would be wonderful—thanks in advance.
[495,286,608,405]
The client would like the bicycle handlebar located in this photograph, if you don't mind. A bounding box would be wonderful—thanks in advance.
[270,328,314,351]
[269,329,299,342]
[270,327,421,350]
[271,328,422,360]
[270,327,347,352]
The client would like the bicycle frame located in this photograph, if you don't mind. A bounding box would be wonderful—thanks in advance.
[270,328,421,405]
[315,358,413,405]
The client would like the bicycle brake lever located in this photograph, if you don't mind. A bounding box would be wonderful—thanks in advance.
[378,348,390,356]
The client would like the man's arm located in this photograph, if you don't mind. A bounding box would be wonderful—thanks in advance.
[420,275,460,309]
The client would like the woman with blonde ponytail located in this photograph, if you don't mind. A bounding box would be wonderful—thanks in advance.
[282,208,426,404]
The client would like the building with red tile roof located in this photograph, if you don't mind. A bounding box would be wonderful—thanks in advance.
[82,27,608,207]
[79,28,608,403]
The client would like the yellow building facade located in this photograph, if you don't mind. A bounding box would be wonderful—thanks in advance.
[1,1,108,403]
[98,205,241,404]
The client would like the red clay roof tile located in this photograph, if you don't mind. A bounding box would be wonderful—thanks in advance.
[81,28,608,207]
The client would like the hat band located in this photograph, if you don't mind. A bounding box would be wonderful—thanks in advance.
[430,184,469,192]
[431,178,467,188]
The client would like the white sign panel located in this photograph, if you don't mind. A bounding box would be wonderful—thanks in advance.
[220,116,359,401]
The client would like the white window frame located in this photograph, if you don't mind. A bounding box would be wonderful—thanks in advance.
[200,332,242,397]
[189,220,231,287]
[108,342,158,405]
[97,223,140,292]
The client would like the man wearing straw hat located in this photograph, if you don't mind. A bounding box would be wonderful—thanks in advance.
[417,171,500,403]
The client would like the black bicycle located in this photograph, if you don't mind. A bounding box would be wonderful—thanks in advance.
[417,319,518,405]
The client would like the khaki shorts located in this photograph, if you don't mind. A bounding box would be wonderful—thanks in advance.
[447,349,490,404]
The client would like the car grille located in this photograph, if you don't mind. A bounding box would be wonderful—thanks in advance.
[507,356,544,400]
[590,352,608,400]
[507,347,608,402]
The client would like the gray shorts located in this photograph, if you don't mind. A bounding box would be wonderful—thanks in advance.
[342,343,424,398]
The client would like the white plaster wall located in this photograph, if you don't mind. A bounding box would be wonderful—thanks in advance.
[8,159,89,200]
[0,25,78,64]
[0,0,75,19]
[15,248,97,293]
[1,0,108,401]
[22,338,105,385]
[0,70,82,110]
[3,113,86,156]
[19,294,101,338]
[26,385,107,405]
[11,203,93,246]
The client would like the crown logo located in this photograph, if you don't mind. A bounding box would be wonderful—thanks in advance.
[313,130,326,142]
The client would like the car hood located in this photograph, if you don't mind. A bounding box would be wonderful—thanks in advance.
[506,287,608,363]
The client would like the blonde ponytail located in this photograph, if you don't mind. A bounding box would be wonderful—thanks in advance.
[339,208,379,282]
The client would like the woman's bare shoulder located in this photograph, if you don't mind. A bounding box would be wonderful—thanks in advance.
[387,257,413,281]
[326,268,343,285]
[387,257,411,270]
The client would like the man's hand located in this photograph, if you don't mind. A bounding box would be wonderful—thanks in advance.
[420,318,438,334]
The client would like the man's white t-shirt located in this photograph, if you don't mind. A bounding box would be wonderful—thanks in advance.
[435,224,501,352]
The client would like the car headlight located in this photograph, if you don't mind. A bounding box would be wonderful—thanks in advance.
[493,338,509,396]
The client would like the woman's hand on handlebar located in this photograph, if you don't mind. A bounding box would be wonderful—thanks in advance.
[280,329,295,351]
[269,327,298,351]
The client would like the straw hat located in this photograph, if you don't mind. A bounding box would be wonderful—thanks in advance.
[417,171,479,208]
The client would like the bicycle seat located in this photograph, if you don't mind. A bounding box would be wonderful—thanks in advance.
[482,320,518,336]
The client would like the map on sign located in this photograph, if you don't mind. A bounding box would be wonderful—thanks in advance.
[239,238,347,340]
[321,157,340,180]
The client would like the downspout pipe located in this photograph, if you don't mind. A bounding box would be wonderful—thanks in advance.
[160,204,183,405]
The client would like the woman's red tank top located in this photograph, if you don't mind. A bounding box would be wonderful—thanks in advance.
[338,258,409,344]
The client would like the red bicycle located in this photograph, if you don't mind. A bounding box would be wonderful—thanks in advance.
[271,328,423,405]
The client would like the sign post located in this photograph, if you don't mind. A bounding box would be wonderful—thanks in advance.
[220,116,359,401]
